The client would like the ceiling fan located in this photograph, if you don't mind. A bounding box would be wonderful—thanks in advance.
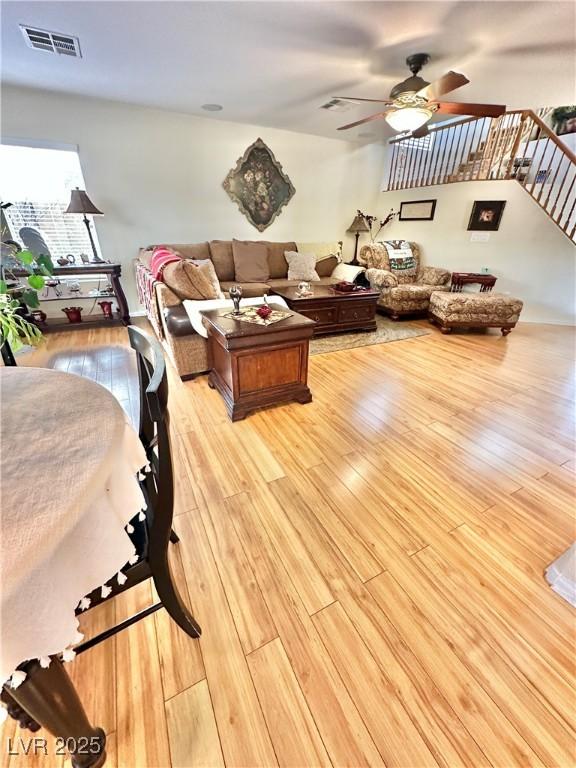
[335,53,506,136]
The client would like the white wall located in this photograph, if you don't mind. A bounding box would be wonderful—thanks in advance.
[375,179,575,325]
[1,86,386,310]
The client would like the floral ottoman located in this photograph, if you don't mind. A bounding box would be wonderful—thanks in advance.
[428,291,524,335]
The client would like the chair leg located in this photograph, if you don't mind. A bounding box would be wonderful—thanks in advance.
[150,553,202,639]
[0,687,41,731]
[169,529,180,544]
[6,658,106,768]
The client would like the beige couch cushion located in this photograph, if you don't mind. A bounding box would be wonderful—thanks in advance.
[219,281,271,298]
[163,259,223,300]
[234,240,295,279]
[265,241,296,278]
[209,240,235,281]
[296,241,342,260]
[165,243,211,261]
[232,240,270,282]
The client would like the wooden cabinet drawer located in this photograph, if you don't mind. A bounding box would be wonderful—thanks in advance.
[338,303,374,323]
[300,306,338,326]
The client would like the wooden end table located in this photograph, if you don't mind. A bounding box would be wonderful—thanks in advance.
[201,305,315,421]
[450,272,497,292]
[270,284,380,335]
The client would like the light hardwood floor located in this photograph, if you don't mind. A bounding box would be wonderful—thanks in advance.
[3,319,575,768]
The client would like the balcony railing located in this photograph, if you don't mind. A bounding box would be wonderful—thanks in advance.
[385,110,576,242]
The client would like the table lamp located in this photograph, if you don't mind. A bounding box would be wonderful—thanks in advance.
[65,188,104,263]
[346,213,370,265]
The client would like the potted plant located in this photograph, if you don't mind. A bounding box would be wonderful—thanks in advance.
[1,206,54,363]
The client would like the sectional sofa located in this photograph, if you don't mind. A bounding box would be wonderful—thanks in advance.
[135,239,349,379]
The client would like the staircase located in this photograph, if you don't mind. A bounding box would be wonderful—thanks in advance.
[385,109,576,243]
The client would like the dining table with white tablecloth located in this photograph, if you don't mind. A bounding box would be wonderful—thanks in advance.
[0,365,147,689]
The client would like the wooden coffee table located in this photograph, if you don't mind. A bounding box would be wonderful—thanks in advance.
[201,304,315,421]
[270,284,380,335]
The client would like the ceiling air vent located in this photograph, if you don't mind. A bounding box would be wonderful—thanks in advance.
[20,25,81,57]
[319,98,351,113]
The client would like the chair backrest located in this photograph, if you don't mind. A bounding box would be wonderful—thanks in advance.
[359,241,421,284]
[127,326,174,560]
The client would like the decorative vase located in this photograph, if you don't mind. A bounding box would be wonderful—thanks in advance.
[62,307,83,323]
[98,301,114,319]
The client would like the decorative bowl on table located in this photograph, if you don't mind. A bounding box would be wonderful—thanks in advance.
[256,304,272,319]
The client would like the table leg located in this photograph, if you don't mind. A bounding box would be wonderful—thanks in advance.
[110,272,131,326]
[6,658,106,768]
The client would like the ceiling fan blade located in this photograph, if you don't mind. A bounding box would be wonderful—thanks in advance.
[337,110,391,131]
[416,71,469,100]
[334,96,394,104]
[411,124,430,139]
[435,102,506,118]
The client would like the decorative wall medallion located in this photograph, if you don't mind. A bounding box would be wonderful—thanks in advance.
[223,138,295,231]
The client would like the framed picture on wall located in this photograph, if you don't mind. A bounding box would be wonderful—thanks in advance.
[467,200,506,231]
[399,199,436,221]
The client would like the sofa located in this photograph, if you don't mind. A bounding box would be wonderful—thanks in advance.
[358,241,451,319]
[135,239,351,379]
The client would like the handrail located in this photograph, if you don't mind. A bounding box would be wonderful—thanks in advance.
[390,108,576,164]
[523,109,576,164]
[384,107,576,242]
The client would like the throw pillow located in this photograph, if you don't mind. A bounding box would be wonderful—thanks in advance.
[162,258,223,300]
[315,255,339,277]
[232,240,270,283]
[284,251,320,281]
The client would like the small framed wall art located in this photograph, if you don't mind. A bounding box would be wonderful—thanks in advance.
[399,199,436,221]
[467,200,506,231]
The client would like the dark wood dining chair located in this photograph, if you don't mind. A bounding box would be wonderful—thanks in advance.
[70,325,202,649]
[1,327,200,767]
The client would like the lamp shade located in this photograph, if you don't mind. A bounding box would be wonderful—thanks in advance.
[65,188,103,215]
[346,214,370,233]
[385,107,432,132]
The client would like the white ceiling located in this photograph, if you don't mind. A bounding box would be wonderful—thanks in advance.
[2,1,575,142]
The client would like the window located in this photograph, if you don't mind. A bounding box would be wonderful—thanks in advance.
[401,132,435,151]
[0,144,100,261]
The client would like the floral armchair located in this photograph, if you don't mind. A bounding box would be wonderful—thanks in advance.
[358,241,450,319]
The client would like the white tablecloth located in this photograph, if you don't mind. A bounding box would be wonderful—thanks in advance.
[0,367,147,687]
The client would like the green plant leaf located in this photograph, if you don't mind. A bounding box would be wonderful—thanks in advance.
[0,280,7,294]
[18,250,35,265]
[21,289,40,308]
[27,274,45,290]
[36,254,54,275]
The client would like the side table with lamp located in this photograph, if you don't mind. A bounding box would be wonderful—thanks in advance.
[12,188,131,330]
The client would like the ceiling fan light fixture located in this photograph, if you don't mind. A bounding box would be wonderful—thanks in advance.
[385,107,432,132]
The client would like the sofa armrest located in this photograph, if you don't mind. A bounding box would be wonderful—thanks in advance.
[164,305,195,337]
[365,267,398,290]
[156,282,181,308]
[418,266,451,286]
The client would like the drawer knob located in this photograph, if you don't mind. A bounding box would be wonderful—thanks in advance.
[313,316,319,322]
[353,312,358,319]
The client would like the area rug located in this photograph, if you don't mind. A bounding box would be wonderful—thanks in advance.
[310,315,429,356]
